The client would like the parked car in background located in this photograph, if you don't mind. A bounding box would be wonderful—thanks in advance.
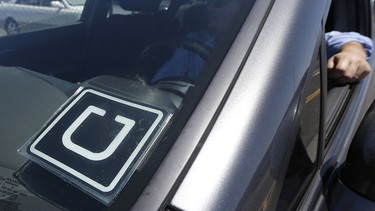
[1,0,375,210]
[0,0,84,35]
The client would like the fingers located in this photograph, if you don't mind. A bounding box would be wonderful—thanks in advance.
[327,56,335,69]
[327,52,372,84]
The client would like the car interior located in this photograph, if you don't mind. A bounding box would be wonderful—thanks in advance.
[0,0,252,208]
[0,0,213,82]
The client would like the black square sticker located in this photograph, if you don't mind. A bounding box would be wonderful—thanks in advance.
[25,89,169,197]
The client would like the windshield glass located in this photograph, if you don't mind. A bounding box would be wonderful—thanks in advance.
[0,0,256,209]
[93,0,251,87]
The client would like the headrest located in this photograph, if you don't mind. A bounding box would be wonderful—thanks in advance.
[118,0,162,12]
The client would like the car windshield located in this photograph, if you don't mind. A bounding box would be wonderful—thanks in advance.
[0,0,256,209]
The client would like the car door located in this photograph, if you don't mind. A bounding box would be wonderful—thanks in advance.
[297,0,375,210]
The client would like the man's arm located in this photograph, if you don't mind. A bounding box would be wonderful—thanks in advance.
[326,31,373,84]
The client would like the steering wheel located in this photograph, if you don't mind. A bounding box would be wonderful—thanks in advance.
[171,37,213,60]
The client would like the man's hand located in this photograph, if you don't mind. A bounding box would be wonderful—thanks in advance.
[327,41,372,85]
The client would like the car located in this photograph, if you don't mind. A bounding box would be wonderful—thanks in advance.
[0,0,84,35]
[0,0,375,210]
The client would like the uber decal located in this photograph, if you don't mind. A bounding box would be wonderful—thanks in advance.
[19,88,171,204]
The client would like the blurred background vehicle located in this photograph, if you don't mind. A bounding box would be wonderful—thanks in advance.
[0,0,84,35]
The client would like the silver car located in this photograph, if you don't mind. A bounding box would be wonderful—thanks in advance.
[0,0,84,34]
[1,0,375,210]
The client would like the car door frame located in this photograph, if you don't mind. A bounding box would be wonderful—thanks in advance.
[298,0,375,209]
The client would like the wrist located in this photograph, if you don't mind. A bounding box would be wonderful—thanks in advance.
[340,41,367,59]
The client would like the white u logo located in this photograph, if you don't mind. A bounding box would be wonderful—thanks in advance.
[62,105,135,161]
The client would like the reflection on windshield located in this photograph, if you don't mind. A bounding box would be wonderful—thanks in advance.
[65,0,85,6]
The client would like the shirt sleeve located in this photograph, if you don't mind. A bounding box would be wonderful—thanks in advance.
[325,31,373,59]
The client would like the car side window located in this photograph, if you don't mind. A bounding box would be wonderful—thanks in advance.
[322,0,371,146]
[276,48,322,210]
[0,0,85,36]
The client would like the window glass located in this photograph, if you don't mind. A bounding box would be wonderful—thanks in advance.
[276,53,322,211]
[323,0,370,145]
[87,0,255,103]
[0,0,257,208]
[0,0,85,36]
